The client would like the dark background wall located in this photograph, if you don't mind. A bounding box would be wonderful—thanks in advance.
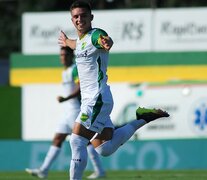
[1,0,207,60]
[0,60,9,85]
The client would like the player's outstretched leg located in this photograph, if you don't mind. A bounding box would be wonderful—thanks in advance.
[25,168,47,179]
[96,107,169,157]
[136,107,169,123]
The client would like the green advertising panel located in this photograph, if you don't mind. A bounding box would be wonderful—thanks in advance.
[0,87,21,139]
[0,139,207,171]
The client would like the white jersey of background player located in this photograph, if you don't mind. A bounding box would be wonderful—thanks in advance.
[26,47,106,179]
[59,62,80,133]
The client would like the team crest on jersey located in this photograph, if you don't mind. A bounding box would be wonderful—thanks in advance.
[80,113,89,122]
[81,42,87,50]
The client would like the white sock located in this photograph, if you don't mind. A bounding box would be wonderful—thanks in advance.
[96,119,146,156]
[70,133,89,180]
[40,145,61,173]
[87,144,105,175]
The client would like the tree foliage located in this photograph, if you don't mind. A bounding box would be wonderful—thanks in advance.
[0,0,207,60]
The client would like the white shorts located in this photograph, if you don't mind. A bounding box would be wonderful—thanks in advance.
[55,108,80,134]
[76,88,114,134]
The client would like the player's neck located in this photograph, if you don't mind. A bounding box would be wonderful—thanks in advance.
[78,27,92,39]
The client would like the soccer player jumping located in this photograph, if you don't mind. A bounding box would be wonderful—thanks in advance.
[58,1,169,179]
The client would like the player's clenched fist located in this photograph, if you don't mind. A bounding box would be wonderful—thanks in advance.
[99,34,113,51]
[58,30,76,50]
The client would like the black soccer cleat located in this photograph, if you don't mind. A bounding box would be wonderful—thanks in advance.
[136,107,169,123]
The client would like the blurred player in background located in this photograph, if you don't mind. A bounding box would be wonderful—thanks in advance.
[25,47,106,179]
[58,1,169,180]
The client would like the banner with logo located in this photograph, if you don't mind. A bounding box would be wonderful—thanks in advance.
[111,83,207,139]
[22,83,207,140]
[22,10,151,54]
[154,8,207,51]
[1,139,207,170]
[22,8,207,54]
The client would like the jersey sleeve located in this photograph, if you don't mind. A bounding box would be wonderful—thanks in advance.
[72,65,79,85]
[91,28,108,49]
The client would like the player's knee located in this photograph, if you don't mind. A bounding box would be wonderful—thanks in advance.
[87,144,96,157]
[70,133,89,153]
[95,141,113,157]
[53,134,66,147]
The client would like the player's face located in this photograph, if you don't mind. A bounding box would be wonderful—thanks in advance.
[60,50,73,67]
[71,7,93,35]
[60,50,67,66]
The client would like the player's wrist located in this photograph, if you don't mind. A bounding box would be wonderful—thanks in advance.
[65,39,69,47]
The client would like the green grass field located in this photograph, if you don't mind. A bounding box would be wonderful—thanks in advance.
[0,170,207,180]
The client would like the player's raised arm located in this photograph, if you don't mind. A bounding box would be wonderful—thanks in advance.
[99,34,113,51]
[58,30,76,50]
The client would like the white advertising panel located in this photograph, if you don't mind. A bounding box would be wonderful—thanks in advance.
[93,10,152,52]
[22,10,152,54]
[22,8,207,54]
[22,83,207,140]
[22,83,137,140]
[22,12,77,55]
[110,83,207,139]
[154,8,207,51]
[22,84,63,140]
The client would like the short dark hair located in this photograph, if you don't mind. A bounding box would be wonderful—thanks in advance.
[61,46,73,56]
[70,0,91,13]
